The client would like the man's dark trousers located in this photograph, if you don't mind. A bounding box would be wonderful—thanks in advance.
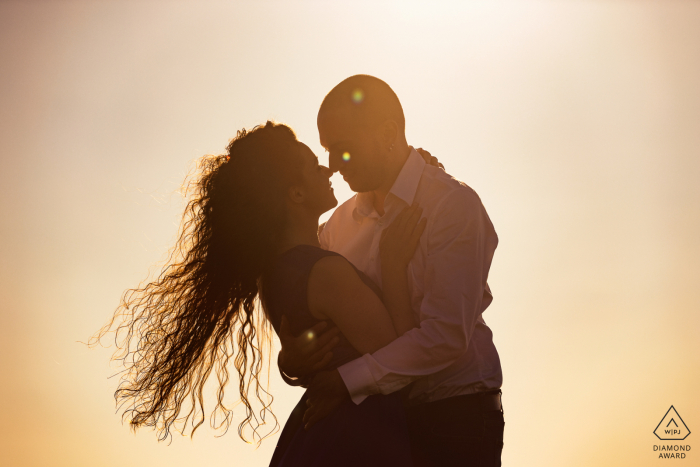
[405,389,505,467]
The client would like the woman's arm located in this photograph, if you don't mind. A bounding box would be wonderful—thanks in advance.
[307,256,398,355]
[302,205,427,429]
[306,204,426,355]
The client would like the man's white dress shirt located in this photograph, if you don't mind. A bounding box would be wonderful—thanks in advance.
[319,147,502,405]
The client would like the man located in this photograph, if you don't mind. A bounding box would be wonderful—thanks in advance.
[279,75,504,467]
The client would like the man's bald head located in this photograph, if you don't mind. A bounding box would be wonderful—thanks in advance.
[318,75,405,132]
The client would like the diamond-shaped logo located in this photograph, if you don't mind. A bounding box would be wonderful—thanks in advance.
[654,406,691,440]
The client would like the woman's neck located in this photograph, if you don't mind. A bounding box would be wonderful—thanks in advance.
[276,213,321,254]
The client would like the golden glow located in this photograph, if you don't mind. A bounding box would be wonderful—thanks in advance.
[2,1,699,467]
[351,88,364,104]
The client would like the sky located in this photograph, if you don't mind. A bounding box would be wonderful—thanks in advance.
[1,1,698,466]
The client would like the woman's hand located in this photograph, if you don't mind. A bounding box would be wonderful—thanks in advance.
[379,204,427,271]
[416,147,445,170]
[278,316,341,380]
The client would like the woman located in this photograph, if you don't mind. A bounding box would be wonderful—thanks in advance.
[92,121,429,466]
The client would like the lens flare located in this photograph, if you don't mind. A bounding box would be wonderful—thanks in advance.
[342,152,351,162]
[352,89,364,104]
[307,331,314,340]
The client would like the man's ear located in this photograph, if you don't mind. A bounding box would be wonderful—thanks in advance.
[378,120,399,150]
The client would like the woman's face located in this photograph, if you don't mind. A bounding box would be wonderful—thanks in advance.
[297,142,338,214]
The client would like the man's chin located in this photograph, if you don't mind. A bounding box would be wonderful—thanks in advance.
[350,183,380,194]
[345,178,373,193]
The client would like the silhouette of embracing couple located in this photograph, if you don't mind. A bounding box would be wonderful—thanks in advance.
[95,75,504,467]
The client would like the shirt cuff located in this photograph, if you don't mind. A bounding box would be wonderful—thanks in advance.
[336,354,378,405]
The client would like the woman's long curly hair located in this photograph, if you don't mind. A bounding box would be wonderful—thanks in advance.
[91,121,304,444]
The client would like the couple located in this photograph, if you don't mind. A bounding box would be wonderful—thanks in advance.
[97,75,504,467]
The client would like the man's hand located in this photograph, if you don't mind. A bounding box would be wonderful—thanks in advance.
[303,369,350,430]
[278,316,341,380]
[416,147,445,170]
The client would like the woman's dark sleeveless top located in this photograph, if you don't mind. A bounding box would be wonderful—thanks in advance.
[261,244,383,373]
[261,244,413,467]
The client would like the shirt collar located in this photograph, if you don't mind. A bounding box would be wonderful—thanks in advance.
[352,146,426,223]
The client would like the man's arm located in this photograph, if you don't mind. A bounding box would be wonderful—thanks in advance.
[338,187,498,404]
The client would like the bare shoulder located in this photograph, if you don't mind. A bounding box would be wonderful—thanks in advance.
[307,256,362,317]
[308,255,357,287]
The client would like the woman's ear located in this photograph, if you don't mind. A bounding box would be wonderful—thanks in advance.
[287,184,305,204]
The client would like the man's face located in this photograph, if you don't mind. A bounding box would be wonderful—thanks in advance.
[317,110,387,193]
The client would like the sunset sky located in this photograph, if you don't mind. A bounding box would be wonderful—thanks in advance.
[1,1,698,466]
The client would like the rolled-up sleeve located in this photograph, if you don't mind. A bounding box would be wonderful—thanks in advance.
[337,187,498,404]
